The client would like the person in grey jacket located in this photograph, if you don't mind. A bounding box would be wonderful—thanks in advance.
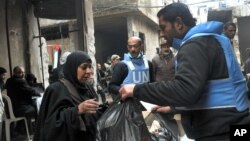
[152,38,175,81]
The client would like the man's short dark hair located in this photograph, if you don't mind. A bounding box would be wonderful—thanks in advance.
[0,67,7,75]
[223,21,236,30]
[157,3,196,27]
[13,66,21,73]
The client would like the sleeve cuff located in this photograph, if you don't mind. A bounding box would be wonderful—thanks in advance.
[133,84,143,99]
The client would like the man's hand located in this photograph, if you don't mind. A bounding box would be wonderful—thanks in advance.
[119,84,136,100]
[151,106,172,113]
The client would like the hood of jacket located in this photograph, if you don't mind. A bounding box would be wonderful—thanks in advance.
[182,21,224,43]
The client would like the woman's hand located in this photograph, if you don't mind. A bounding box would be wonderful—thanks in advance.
[78,99,99,114]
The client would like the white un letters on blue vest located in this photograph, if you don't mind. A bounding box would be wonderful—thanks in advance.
[122,53,150,85]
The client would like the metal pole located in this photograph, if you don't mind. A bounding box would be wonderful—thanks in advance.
[75,0,86,51]
[81,0,87,51]
[5,0,13,76]
[22,0,31,74]
[36,17,45,86]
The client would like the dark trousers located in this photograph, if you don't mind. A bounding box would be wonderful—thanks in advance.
[14,105,37,134]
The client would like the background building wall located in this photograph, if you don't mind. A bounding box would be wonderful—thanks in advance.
[27,5,47,86]
[138,0,163,24]
[0,0,26,78]
[0,0,10,76]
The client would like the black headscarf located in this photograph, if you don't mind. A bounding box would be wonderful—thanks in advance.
[64,51,92,90]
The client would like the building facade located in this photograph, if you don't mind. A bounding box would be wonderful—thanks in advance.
[93,0,169,64]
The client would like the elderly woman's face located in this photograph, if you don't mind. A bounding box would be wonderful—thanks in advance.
[77,62,94,84]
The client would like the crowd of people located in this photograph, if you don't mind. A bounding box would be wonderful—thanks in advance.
[1,2,250,141]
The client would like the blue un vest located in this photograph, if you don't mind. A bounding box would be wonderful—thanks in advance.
[176,33,249,112]
[122,53,150,85]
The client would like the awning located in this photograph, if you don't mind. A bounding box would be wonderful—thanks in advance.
[30,0,77,19]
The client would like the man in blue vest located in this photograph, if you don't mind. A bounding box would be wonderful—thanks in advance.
[108,36,154,100]
[119,3,250,141]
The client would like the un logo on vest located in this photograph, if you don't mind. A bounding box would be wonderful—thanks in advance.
[132,71,149,83]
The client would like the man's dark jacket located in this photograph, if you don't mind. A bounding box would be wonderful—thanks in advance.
[133,36,250,140]
[5,76,40,116]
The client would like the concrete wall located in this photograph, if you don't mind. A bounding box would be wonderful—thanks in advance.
[93,0,137,17]
[0,0,10,76]
[138,0,163,24]
[93,0,161,60]
[93,0,163,25]
[128,15,159,60]
[93,0,135,6]
[0,0,26,79]
[0,0,49,86]
[233,5,250,64]
[27,5,48,86]
[0,0,95,87]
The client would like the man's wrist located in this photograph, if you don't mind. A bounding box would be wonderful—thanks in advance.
[133,84,139,98]
[170,106,176,114]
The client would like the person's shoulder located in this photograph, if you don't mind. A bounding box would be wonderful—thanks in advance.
[112,62,128,75]
[185,35,219,45]
[14,78,28,85]
[44,81,68,97]
[46,81,64,90]
[181,35,220,53]
[115,61,127,68]
[5,77,12,84]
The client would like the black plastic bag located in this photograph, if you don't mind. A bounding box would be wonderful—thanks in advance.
[96,98,152,141]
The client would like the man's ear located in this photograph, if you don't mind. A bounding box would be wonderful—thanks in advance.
[174,17,184,31]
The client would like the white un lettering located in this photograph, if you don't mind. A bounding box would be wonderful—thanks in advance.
[132,71,149,83]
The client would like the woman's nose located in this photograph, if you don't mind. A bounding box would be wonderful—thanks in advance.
[85,67,93,73]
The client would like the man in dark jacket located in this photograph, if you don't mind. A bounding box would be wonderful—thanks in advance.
[119,3,250,141]
[5,66,40,134]
[109,36,154,100]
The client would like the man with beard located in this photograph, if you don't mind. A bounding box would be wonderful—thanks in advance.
[222,22,236,45]
[34,51,103,141]
[109,36,154,100]
[119,3,250,141]
[5,66,40,135]
[152,38,175,81]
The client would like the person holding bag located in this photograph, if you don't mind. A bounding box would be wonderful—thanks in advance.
[34,51,103,141]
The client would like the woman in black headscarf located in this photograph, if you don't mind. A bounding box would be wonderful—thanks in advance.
[34,51,102,141]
